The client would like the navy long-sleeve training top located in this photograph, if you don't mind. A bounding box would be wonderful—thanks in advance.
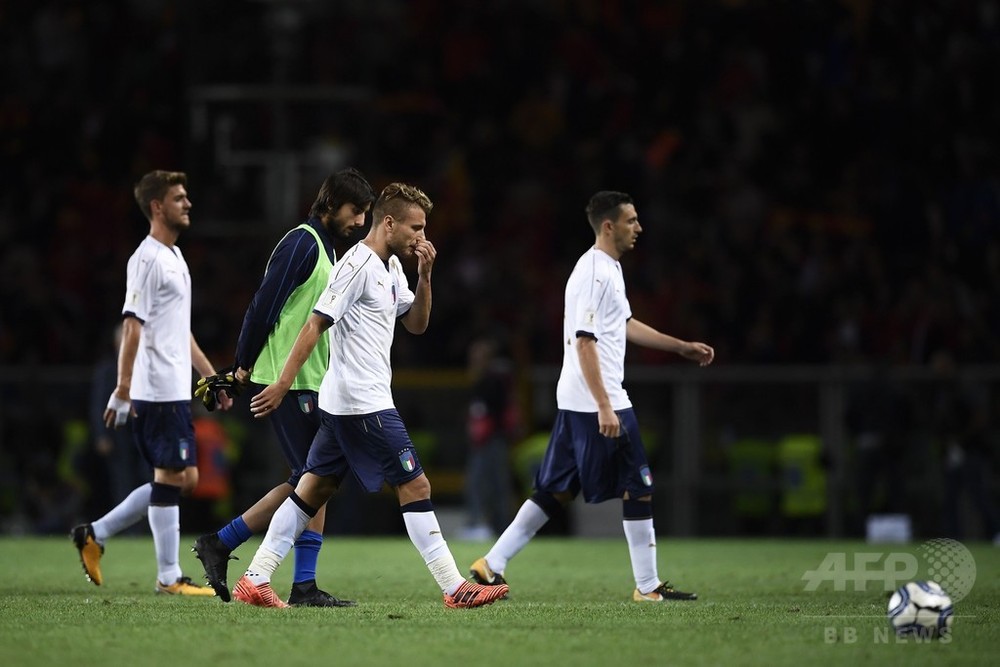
[234,217,335,372]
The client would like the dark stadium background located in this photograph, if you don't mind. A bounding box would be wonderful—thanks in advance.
[1,0,998,542]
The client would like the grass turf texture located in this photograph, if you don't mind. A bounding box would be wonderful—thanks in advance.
[0,537,996,667]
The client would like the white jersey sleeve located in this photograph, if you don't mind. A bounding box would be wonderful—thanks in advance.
[123,244,161,322]
[568,264,614,339]
[314,248,371,324]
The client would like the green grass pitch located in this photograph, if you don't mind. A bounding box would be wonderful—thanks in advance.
[0,536,996,666]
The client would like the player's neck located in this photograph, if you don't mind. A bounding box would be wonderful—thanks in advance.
[149,222,179,247]
[593,238,621,261]
[362,235,391,261]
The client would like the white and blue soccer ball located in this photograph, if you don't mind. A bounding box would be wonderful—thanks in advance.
[887,581,954,638]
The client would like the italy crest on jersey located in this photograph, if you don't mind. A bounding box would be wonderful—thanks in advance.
[398,449,416,472]
[639,465,652,486]
[179,439,191,462]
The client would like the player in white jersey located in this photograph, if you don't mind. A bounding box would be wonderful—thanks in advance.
[229,182,507,609]
[72,170,231,596]
[470,190,714,602]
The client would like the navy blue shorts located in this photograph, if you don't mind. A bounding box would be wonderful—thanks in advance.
[534,408,654,503]
[250,383,320,487]
[306,408,423,493]
[130,400,196,470]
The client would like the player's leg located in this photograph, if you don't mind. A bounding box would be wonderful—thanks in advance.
[234,472,339,608]
[234,412,345,607]
[253,389,338,599]
[72,420,155,585]
[343,409,507,608]
[72,482,152,586]
[195,388,339,602]
[193,482,291,600]
[613,409,696,602]
[138,401,213,596]
[471,411,579,586]
[286,502,355,607]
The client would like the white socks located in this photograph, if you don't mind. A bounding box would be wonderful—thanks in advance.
[245,497,311,585]
[402,510,464,594]
[92,483,151,542]
[623,517,659,594]
[148,504,181,585]
[484,498,549,575]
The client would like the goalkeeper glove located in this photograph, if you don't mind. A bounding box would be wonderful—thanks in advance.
[106,393,131,427]
[194,366,242,411]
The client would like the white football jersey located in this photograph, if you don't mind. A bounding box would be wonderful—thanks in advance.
[556,247,633,412]
[313,242,415,415]
[122,236,193,402]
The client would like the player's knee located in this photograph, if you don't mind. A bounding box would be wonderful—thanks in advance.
[312,474,340,497]
[155,467,193,494]
[531,491,571,518]
[297,473,338,507]
[398,474,431,503]
[181,468,199,495]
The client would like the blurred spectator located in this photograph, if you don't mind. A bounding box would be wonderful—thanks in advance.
[930,349,1000,542]
[88,323,147,516]
[461,336,518,539]
[844,365,914,534]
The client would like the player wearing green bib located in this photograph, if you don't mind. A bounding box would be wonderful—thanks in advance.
[193,168,374,606]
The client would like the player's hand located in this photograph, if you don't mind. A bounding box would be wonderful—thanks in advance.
[682,341,715,367]
[195,366,242,411]
[104,391,132,428]
[215,391,234,412]
[249,381,290,419]
[413,238,436,279]
[597,404,621,439]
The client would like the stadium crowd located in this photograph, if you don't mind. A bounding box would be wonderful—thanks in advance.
[1,1,998,534]
[2,0,998,369]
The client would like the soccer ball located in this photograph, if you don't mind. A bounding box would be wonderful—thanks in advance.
[887,581,954,638]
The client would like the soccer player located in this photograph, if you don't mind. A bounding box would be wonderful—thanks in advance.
[192,169,375,606]
[232,183,509,608]
[72,170,232,595]
[469,191,714,602]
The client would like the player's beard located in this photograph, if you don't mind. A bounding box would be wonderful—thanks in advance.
[336,223,362,240]
[330,212,364,240]
[165,211,191,232]
[389,236,417,258]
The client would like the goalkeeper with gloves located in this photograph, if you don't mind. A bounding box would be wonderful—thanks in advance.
[192,168,375,607]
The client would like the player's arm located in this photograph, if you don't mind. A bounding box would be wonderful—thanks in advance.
[576,335,620,438]
[401,239,435,334]
[249,312,332,417]
[626,318,715,366]
[190,334,234,411]
[104,315,142,428]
